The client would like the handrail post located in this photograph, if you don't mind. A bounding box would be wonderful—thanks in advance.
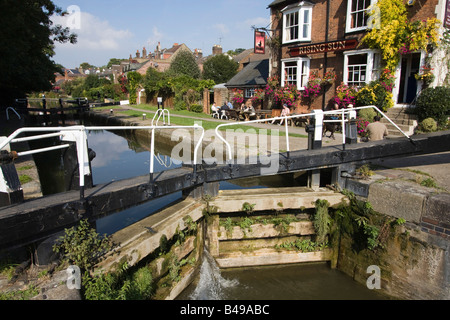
[345,108,358,144]
[311,109,323,150]
[284,116,290,154]
[192,123,205,184]
[341,108,346,148]
[150,127,155,184]
[77,127,87,200]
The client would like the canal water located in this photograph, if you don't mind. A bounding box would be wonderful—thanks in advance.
[177,250,386,300]
[85,129,269,235]
[31,125,386,300]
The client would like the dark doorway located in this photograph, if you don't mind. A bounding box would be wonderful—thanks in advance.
[397,53,421,104]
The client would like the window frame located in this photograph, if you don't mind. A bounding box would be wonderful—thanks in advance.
[282,3,313,44]
[343,49,378,88]
[244,88,256,98]
[346,0,375,33]
[281,57,311,90]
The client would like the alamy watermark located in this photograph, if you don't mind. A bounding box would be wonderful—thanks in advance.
[65,5,81,30]
[367,4,381,30]
[169,124,281,175]
[66,265,81,290]
[366,265,381,290]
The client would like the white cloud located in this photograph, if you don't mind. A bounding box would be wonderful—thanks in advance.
[146,27,164,48]
[52,11,133,51]
[214,23,230,35]
[244,17,271,28]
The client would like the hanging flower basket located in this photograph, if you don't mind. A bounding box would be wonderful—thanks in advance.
[231,89,244,104]
[415,66,435,85]
[321,71,337,86]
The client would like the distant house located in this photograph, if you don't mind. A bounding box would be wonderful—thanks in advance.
[135,42,203,74]
[53,68,85,89]
[233,48,271,72]
[226,59,270,109]
[54,68,84,83]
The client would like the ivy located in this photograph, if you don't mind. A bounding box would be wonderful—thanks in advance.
[362,0,440,71]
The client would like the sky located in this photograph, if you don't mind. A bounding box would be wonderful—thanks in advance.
[51,0,272,69]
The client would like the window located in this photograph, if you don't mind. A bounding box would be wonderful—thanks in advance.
[281,58,310,90]
[282,2,313,44]
[343,50,379,87]
[346,0,374,33]
[245,88,255,98]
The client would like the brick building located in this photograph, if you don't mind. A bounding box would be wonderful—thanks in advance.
[267,0,448,111]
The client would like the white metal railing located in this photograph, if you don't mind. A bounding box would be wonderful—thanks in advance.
[152,109,170,126]
[6,107,21,120]
[215,105,410,161]
[1,105,409,198]
[1,124,204,199]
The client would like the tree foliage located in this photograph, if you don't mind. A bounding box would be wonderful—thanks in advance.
[106,58,127,69]
[202,54,239,84]
[143,67,214,110]
[62,75,126,102]
[0,0,77,106]
[126,71,143,104]
[168,50,201,79]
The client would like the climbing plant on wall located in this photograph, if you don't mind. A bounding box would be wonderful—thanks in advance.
[361,0,441,71]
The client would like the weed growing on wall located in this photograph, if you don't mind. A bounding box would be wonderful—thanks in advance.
[334,190,407,252]
[53,219,114,271]
[313,199,331,245]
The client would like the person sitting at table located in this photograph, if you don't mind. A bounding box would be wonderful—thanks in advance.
[243,104,256,121]
[220,102,230,119]
[272,104,290,125]
[211,102,219,118]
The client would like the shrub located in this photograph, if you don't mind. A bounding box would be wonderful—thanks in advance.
[189,104,203,113]
[174,100,187,111]
[356,82,393,111]
[420,117,437,132]
[357,107,378,123]
[53,219,114,271]
[414,86,450,125]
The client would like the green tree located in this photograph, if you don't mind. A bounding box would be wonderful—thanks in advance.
[143,68,170,100]
[84,74,104,90]
[0,0,77,106]
[126,71,143,104]
[168,51,201,79]
[80,62,96,70]
[202,54,239,84]
[106,58,126,69]
[227,48,246,56]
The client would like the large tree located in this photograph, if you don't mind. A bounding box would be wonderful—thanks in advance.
[202,54,238,84]
[168,51,201,79]
[0,0,77,106]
